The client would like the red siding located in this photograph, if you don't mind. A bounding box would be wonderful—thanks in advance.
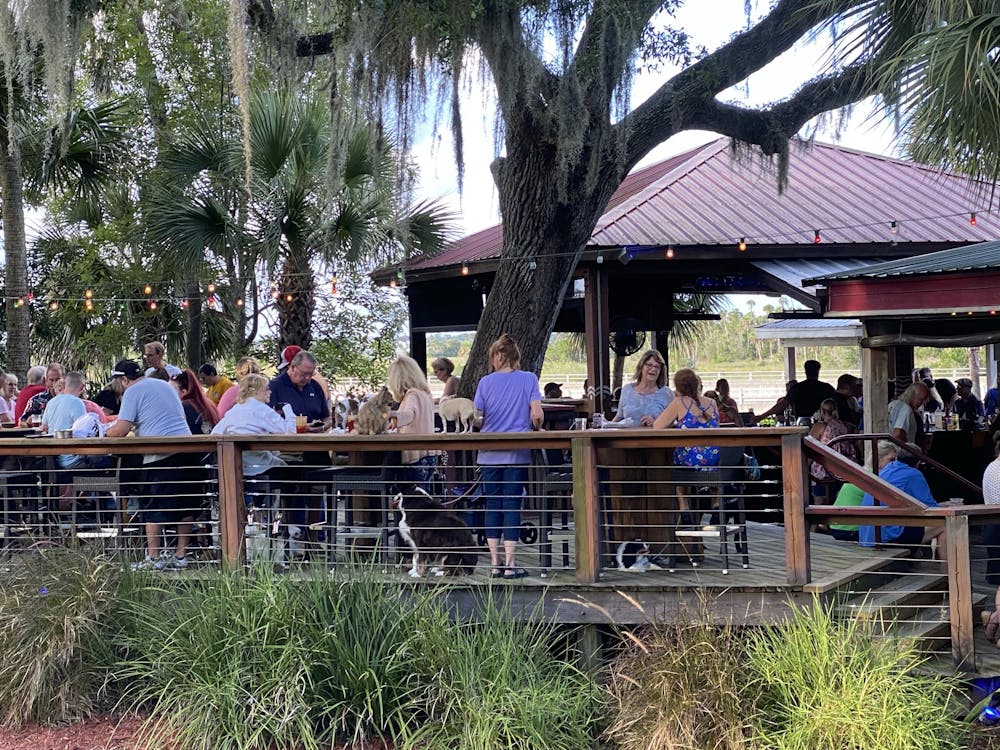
[826,273,1000,315]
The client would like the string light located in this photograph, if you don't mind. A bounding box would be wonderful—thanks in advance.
[181,299,189,309]
[148,300,158,311]
[461,263,469,275]
[143,284,152,295]
[284,293,293,302]
[388,277,397,289]
[738,237,747,252]
[271,288,280,300]
[528,260,537,270]
[84,289,93,300]
[331,273,338,294]
[971,212,977,226]
[207,283,216,293]
[665,246,674,259]
[48,301,58,311]
[890,220,898,235]
[596,253,603,264]
[236,297,244,307]
[84,299,93,311]
[813,229,821,244]
[15,297,23,308]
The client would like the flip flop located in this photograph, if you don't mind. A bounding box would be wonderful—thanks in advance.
[503,567,528,580]
[983,610,1000,643]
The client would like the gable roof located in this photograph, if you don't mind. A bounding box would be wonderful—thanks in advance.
[404,138,997,274]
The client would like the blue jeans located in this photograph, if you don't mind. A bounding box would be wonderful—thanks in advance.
[481,465,527,541]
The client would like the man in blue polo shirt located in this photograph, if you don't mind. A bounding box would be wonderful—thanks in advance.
[859,441,946,559]
[269,349,330,431]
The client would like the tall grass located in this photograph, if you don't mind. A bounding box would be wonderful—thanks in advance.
[116,562,446,750]
[0,548,121,726]
[400,591,604,750]
[603,605,753,750]
[744,598,966,750]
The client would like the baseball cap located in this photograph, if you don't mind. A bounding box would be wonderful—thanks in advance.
[278,345,302,370]
[110,360,142,380]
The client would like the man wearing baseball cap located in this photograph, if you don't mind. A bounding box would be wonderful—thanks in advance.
[277,344,330,399]
[106,359,197,571]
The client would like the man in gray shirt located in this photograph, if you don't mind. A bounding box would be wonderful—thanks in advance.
[106,360,195,571]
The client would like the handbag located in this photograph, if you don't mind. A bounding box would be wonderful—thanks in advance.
[744,449,761,482]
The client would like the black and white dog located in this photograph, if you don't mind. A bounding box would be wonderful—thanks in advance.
[392,486,477,577]
[616,539,663,571]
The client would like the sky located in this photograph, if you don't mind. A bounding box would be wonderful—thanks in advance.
[408,0,900,314]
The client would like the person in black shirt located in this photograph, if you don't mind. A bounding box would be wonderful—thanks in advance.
[787,360,836,419]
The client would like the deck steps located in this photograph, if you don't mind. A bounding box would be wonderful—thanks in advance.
[835,574,948,627]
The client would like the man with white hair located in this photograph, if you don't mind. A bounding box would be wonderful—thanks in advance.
[859,441,946,558]
[14,365,48,422]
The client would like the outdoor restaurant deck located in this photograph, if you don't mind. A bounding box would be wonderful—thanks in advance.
[0,426,997,676]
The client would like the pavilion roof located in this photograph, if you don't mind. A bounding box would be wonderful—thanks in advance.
[404,138,997,273]
[803,239,1000,282]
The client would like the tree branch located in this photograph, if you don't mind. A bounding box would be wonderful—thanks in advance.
[619,0,863,165]
[683,62,878,154]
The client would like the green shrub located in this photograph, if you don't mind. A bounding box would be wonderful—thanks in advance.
[745,598,966,750]
[0,548,121,726]
[603,607,753,750]
[116,562,451,750]
[400,593,604,750]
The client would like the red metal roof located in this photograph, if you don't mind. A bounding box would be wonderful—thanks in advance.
[406,138,997,273]
[405,141,719,272]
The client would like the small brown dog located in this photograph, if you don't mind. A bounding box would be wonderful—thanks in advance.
[438,397,477,432]
[355,387,394,435]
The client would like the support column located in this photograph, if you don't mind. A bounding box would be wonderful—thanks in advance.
[892,344,914,400]
[653,328,672,376]
[862,335,890,438]
[584,267,611,415]
[409,330,427,374]
[783,346,796,383]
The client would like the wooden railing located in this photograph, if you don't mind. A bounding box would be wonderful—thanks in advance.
[0,427,995,669]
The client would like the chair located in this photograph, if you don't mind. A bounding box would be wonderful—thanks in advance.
[533,449,574,575]
[673,446,749,574]
[307,454,396,567]
[69,456,122,550]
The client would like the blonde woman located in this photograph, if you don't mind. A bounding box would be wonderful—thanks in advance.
[216,357,262,418]
[431,357,460,401]
[388,355,440,487]
[212,373,294,475]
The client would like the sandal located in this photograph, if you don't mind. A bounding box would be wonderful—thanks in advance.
[502,567,528,580]
[983,610,1000,643]
[490,568,504,579]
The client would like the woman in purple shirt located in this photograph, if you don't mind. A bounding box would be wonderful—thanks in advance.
[474,333,543,580]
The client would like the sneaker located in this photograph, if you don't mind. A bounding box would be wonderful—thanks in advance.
[131,556,157,571]
[154,555,188,571]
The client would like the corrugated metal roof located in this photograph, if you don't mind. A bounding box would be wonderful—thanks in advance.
[403,137,997,273]
[752,257,894,301]
[754,318,862,342]
[404,141,721,272]
[804,240,1000,282]
[591,139,996,247]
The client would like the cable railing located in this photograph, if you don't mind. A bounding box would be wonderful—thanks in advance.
[0,428,997,670]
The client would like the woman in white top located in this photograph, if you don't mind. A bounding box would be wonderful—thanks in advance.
[212,374,294,475]
[0,372,13,424]
[388,355,439,488]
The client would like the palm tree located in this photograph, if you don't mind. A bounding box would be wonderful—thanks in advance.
[146,92,452,355]
[821,1,1000,183]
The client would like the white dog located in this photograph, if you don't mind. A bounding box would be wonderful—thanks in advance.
[438,397,477,433]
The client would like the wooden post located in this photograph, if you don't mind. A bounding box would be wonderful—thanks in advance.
[573,435,601,583]
[216,439,245,571]
[783,346,796,383]
[583,267,611,415]
[862,341,890,441]
[946,514,975,670]
[781,432,811,585]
